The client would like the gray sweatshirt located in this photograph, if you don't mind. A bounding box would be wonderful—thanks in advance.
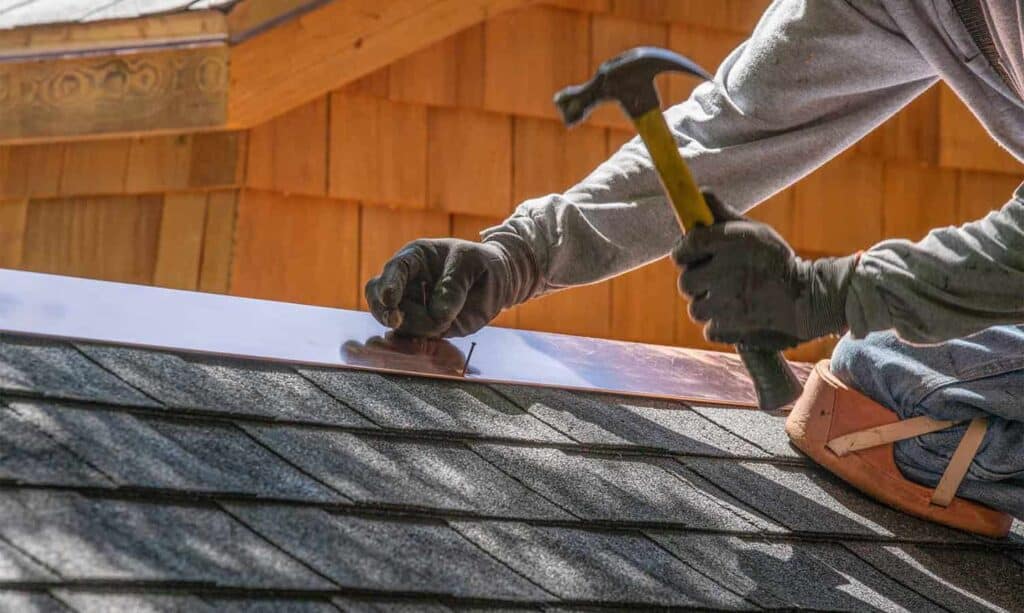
[483,0,1024,344]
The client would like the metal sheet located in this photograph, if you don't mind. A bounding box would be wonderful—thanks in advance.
[0,269,810,407]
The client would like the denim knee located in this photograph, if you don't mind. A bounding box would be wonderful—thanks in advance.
[828,332,914,415]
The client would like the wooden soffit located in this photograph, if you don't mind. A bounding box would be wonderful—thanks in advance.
[0,0,537,144]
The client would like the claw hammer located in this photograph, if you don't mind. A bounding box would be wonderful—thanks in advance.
[553,46,802,410]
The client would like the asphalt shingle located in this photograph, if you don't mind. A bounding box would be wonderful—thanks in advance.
[492,385,767,456]
[0,591,69,611]
[0,335,155,406]
[0,537,56,581]
[0,405,113,487]
[844,542,1024,613]
[472,444,756,530]
[77,344,373,426]
[205,598,342,612]
[8,400,342,501]
[243,425,569,519]
[299,369,568,442]
[451,521,750,609]
[648,533,937,611]
[682,458,974,542]
[331,598,451,612]
[225,504,550,601]
[52,592,215,613]
[0,490,332,588]
[690,404,805,460]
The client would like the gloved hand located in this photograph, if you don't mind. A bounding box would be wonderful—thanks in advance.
[365,237,538,338]
[672,193,859,350]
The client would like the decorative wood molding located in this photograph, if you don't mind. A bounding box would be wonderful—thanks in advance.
[0,45,228,142]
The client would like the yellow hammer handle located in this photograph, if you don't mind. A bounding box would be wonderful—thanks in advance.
[632,108,713,231]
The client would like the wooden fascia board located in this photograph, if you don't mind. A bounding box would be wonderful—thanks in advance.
[0,10,228,61]
[226,0,538,128]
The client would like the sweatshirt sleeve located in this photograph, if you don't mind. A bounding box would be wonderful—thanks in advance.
[847,184,1024,344]
[482,0,938,295]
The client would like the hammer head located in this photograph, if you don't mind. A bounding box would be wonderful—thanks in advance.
[554,46,712,127]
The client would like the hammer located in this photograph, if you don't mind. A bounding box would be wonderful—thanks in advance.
[553,47,802,411]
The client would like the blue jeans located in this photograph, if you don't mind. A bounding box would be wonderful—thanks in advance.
[831,326,1024,517]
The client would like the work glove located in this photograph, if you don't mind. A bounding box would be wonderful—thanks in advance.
[672,193,858,351]
[365,237,538,338]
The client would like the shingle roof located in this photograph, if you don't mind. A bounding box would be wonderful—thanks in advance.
[0,0,237,30]
[0,331,1022,610]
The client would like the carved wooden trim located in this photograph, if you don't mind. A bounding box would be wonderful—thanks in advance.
[0,45,228,142]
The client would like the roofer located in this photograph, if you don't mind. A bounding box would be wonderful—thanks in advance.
[366,0,1024,530]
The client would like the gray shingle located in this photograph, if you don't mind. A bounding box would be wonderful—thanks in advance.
[471,444,756,530]
[332,598,451,612]
[205,598,340,612]
[682,458,974,542]
[78,344,372,426]
[225,504,550,601]
[0,406,113,487]
[243,425,569,519]
[0,490,331,588]
[845,542,1024,613]
[0,591,69,611]
[491,385,766,457]
[690,404,805,460]
[0,336,155,406]
[649,533,937,611]
[8,400,342,502]
[0,538,56,581]
[299,369,567,442]
[52,591,215,613]
[451,521,749,608]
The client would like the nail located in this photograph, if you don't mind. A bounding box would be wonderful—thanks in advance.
[461,341,477,377]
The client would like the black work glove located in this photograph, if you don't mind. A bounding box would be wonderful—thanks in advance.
[672,193,858,351]
[365,237,538,338]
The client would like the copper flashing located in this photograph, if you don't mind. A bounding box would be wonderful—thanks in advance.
[0,270,809,407]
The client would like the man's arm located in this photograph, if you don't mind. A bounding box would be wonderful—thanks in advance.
[484,0,938,295]
[849,185,1024,343]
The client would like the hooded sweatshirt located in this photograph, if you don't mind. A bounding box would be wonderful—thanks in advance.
[483,0,1024,344]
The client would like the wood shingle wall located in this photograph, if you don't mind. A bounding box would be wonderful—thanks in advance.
[1,1,1020,361]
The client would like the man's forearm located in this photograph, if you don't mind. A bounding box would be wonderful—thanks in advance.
[847,185,1024,344]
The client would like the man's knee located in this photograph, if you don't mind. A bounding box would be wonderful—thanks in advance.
[828,331,919,415]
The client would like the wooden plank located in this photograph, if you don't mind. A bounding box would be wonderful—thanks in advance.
[609,256,678,345]
[341,68,391,98]
[665,24,745,104]
[225,0,324,40]
[358,205,451,310]
[125,135,193,193]
[747,187,795,242]
[21,194,163,284]
[611,0,771,33]
[0,199,28,268]
[388,25,485,108]
[450,213,518,328]
[588,15,668,128]
[939,85,1022,174]
[956,171,1023,224]
[544,0,610,12]
[0,45,228,143]
[246,98,327,195]
[427,106,512,216]
[329,94,428,207]
[0,143,64,199]
[513,116,607,202]
[881,163,957,241]
[483,5,589,120]
[231,190,361,308]
[189,131,246,188]
[228,0,535,128]
[0,10,227,60]
[153,192,208,290]
[198,190,238,293]
[856,86,939,164]
[791,152,884,254]
[59,139,131,196]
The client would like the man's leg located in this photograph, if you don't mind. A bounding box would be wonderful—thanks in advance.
[830,326,1024,517]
